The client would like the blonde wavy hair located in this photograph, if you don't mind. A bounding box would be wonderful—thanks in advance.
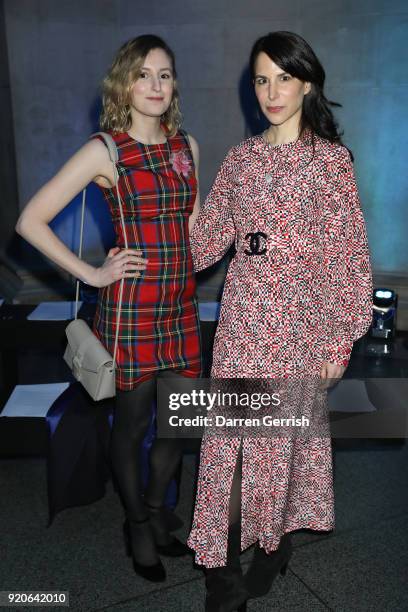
[100,35,182,136]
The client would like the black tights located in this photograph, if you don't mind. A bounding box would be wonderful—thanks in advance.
[110,372,183,522]
[228,441,243,526]
[229,443,289,556]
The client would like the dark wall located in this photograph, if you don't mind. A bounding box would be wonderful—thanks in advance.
[2,0,408,292]
[0,0,19,252]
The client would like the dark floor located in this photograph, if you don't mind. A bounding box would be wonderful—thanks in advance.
[1,442,408,611]
[1,310,408,611]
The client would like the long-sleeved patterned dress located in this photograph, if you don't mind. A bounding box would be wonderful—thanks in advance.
[187,130,373,567]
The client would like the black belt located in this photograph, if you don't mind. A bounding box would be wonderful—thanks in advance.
[244,232,268,256]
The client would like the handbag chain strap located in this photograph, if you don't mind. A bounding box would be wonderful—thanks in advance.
[74,131,128,369]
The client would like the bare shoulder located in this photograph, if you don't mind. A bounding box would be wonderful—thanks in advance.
[186,133,199,160]
[83,137,112,163]
[50,137,112,179]
[76,137,115,188]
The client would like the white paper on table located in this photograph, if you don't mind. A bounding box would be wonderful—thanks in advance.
[328,379,376,413]
[198,302,220,321]
[27,301,82,321]
[0,383,70,418]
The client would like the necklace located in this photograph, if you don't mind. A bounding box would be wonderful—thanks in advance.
[262,130,300,185]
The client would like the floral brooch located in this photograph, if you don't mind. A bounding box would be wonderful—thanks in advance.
[169,149,192,178]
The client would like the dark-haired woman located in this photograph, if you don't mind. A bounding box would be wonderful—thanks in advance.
[16,35,201,582]
[187,31,372,611]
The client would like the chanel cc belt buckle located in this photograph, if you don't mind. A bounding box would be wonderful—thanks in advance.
[244,232,268,256]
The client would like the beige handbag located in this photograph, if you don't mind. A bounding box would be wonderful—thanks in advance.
[63,132,128,400]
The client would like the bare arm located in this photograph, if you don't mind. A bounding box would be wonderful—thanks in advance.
[187,133,200,233]
[15,139,147,287]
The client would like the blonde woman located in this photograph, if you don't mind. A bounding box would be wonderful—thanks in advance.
[16,35,201,582]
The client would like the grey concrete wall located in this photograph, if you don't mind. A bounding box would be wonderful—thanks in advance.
[3,0,408,293]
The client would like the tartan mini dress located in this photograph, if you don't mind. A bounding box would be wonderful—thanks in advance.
[92,129,202,390]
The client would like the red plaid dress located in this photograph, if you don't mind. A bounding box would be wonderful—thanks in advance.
[92,130,202,390]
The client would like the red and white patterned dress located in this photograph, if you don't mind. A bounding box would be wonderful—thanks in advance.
[187,130,373,567]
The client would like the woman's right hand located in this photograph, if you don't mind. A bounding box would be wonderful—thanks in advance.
[91,247,148,288]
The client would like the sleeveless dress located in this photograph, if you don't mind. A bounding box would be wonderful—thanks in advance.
[92,129,202,390]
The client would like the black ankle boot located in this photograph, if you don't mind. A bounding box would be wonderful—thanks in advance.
[123,518,166,582]
[244,532,292,598]
[204,523,248,612]
[145,503,190,557]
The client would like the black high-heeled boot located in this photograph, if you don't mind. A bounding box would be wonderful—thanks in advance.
[145,503,191,557]
[123,518,166,582]
[244,532,292,598]
[204,522,249,612]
